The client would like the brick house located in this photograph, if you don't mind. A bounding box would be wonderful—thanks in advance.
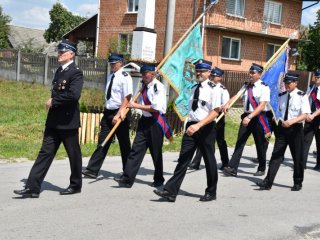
[94,0,302,71]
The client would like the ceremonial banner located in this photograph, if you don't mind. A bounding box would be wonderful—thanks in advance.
[159,24,203,120]
[261,41,289,121]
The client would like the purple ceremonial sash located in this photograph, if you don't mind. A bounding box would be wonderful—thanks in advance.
[310,88,320,110]
[141,87,173,141]
[247,85,271,138]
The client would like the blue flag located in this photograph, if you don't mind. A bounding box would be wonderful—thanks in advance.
[159,24,203,120]
[261,49,288,121]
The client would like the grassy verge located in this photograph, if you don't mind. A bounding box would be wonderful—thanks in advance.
[0,79,253,160]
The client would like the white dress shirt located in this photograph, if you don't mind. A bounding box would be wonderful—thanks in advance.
[105,67,133,110]
[188,79,221,122]
[278,88,310,122]
[242,79,270,112]
[135,78,167,117]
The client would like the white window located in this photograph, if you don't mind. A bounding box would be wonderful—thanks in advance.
[128,0,139,13]
[266,43,280,61]
[264,0,282,24]
[221,37,241,60]
[119,33,132,54]
[226,0,245,17]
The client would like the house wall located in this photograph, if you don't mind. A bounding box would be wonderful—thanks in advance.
[98,0,302,70]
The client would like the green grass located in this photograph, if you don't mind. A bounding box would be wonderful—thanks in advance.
[0,79,251,160]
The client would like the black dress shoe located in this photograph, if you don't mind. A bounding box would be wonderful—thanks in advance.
[188,162,199,170]
[313,164,320,170]
[150,181,164,187]
[114,176,132,188]
[82,169,97,179]
[199,192,216,202]
[256,180,271,190]
[60,187,81,195]
[253,170,265,176]
[13,188,40,198]
[223,166,237,177]
[153,189,176,202]
[291,184,302,191]
[219,164,228,171]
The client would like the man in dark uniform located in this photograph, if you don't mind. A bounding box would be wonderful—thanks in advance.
[82,53,132,179]
[14,39,83,197]
[114,63,170,188]
[223,63,271,177]
[188,67,230,171]
[257,73,310,191]
[303,69,320,170]
[154,59,221,202]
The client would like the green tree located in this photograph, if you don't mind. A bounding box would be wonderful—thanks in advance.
[0,6,11,49]
[44,2,86,43]
[299,9,320,71]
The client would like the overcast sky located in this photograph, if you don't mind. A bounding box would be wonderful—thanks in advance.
[0,0,319,29]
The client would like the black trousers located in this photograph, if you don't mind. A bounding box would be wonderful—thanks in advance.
[191,116,229,168]
[164,121,218,196]
[123,116,164,184]
[228,113,269,172]
[26,128,82,192]
[265,123,304,186]
[86,109,131,173]
[303,118,320,167]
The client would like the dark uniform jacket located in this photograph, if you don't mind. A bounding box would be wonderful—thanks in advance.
[46,62,84,129]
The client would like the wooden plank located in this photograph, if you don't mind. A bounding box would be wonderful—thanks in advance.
[91,113,95,143]
[86,113,92,144]
[95,113,100,143]
[79,112,83,143]
[81,113,87,144]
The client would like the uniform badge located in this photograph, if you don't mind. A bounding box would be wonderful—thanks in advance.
[208,82,215,88]
[297,91,305,96]
[279,91,287,97]
[154,84,158,93]
[201,101,206,106]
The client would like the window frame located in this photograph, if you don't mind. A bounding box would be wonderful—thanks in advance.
[127,0,139,13]
[226,0,246,18]
[221,36,241,61]
[118,33,133,54]
[266,43,281,61]
[263,0,282,25]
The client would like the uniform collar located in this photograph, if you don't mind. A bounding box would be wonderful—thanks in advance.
[61,60,74,70]
[201,79,210,86]
[146,78,157,89]
[112,67,123,76]
[251,79,261,87]
[288,88,298,96]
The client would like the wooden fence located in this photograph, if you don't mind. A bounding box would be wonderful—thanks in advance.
[0,49,107,88]
[78,110,184,144]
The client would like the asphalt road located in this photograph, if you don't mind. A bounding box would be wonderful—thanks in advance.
[1,144,320,240]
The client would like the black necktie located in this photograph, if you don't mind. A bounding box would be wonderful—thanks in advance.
[311,87,318,112]
[284,93,290,121]
[106,74,115,100]
[192,83,201,111]
[246,83,253,111]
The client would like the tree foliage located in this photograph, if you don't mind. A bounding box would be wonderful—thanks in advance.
[298,9,320,71]
[44,2,86,43]
[0,6,11,49]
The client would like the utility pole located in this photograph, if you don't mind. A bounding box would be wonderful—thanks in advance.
[163,0,176,102]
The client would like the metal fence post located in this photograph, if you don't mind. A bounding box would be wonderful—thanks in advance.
[16,50,21,82]
[44,54,49,85]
